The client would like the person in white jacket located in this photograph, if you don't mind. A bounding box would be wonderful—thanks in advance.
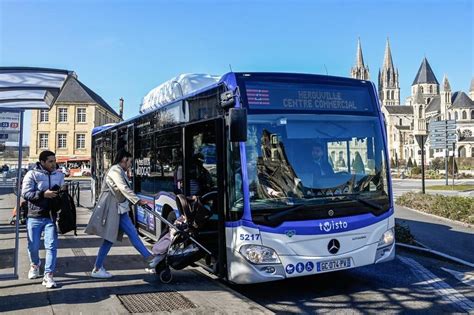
[22,150,64,288]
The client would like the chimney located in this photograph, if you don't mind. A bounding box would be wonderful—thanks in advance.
[119,97,124,119]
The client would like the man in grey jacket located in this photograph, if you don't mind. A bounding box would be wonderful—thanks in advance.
[22,150,64,288]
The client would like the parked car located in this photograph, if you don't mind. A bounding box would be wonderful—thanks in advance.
[60,166,70,177]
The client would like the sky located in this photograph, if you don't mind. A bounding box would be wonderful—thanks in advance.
[0,0,472,145]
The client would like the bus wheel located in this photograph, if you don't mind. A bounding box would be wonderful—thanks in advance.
[164,211,176,232]
[159,267,172,284]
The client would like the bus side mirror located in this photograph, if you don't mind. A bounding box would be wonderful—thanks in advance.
[220,91,235,108]
[229,108,247,142]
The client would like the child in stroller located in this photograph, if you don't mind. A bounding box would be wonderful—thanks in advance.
[149,192,215,283]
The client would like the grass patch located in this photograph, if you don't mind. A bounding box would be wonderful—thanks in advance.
[396,192,474,224]
[427,185,474,191]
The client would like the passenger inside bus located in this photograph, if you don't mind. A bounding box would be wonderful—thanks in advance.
[310,142,334,177]
[188,153,214,197]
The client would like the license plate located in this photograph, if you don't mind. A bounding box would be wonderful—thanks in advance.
[317,258,351,272]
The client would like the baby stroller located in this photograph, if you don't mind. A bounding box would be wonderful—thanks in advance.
[146,192,216,283]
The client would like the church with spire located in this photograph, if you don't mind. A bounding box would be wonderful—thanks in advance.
[378,39,400,106]
[350,38,370,81]
[350,38,474,166]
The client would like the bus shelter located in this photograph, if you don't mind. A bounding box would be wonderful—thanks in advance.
[0,67,74,279]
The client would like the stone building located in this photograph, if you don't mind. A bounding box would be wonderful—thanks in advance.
[351,39,474,166]
[378,39,400,106]
[29,77,122,171]
[350,38,370,81]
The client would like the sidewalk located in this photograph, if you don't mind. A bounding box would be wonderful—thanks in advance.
[395,205,474,264]
[0,193,271,314]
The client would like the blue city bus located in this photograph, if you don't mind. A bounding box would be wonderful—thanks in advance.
[91,72,395,284]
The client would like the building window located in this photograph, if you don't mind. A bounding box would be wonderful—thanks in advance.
[39,133,49,149]
[462,111,467,120]
[455,112,459,120]
[39,110,49,122]
[471,111,474,120]
[77,108,87,123]
[429,86,433,94]
[76,134,86,149]
[399,118,403,125]
[462,129,472,138]
[58,108,68,122]
[448,112,451,120]
[57,133,67,148]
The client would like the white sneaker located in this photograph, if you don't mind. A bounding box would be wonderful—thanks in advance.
[42,273,57,288]
[91,267,113,279]
[148,255,165,268]
[28,262,41,279]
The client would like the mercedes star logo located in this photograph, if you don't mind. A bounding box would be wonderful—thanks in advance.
[328,239,340,254]
[328,209,335,217]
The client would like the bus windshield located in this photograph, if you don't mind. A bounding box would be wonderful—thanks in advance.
[237,113,390,225]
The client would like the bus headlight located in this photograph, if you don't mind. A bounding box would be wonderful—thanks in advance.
[239,245,281,264]
[377,228,395,248]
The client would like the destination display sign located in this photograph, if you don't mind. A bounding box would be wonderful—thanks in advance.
[245,82,374,113]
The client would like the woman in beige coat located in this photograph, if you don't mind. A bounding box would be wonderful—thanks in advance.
[85,150,157,278]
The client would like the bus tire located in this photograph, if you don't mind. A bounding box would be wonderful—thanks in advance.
[162,207,176,234]
[157,209,176,239]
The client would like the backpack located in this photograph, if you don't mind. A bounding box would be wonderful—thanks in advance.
[56,190,77,235]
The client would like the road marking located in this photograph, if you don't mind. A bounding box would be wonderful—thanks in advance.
[441,267,474,288]
[399,256,474,312]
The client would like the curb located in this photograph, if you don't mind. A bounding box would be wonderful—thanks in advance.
[395,204,473,229]
[396,243,474,268]
[191,269,275,315]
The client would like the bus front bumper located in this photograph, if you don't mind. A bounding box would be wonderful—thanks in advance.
[227,242,395,284]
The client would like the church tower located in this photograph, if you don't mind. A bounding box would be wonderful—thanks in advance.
[440,75,452,120]
[470,78,474,101]
[378,38,400,106]
[411,57,439,104]
[351,38,370,80]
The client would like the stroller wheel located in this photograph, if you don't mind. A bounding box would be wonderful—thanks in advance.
[154,259,167,274]
[159,268,172,284]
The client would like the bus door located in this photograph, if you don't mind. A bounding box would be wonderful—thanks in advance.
[184,118,226,276]
[92,136,103,203]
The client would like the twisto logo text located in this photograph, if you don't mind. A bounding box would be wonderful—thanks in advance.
[319,220,348,232]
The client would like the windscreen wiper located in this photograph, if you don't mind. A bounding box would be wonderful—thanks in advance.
[350,196,384,212]
[265,204,307,222]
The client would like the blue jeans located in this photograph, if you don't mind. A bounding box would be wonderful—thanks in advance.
[94,213,152,269]
[27,217,58,274]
